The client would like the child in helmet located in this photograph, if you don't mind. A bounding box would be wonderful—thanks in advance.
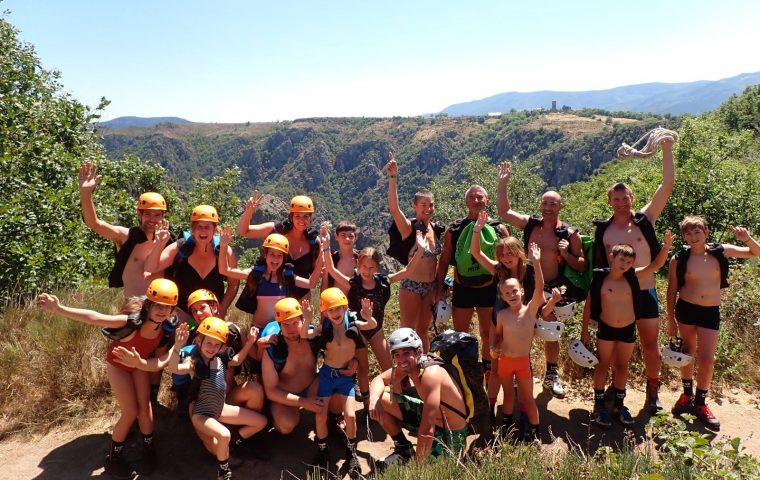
[37,278,181,479]
[300,288,378,478]
[219,226,323,331]
[322,228,422,410]
[237,192,321,300]
[170,318,266,480]
[581,232,673,429]
[145,205,240,321]
[490,243,547,442]
[666,218,760,430]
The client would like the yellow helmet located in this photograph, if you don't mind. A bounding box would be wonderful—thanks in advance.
[289,195,314,213]
[274,297,303,322]
[146,278,179,306]
[187,289,218,308]
[191,205,219,223]
[197,317,229,344]
[137,192,167,211]
[320,287,348,312]
[263,233,289,254]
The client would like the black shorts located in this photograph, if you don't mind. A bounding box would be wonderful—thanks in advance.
[597,319,636,343]
[637,288,660,319]
[452,281,497,309]
[675,298,721,331]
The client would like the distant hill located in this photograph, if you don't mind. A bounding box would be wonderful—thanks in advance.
[441,72,760,116]
[98,116,192,128]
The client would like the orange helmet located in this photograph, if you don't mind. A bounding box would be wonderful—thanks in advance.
[289,195,314,213]
[320,287,348,312]
[187,289,218,308]
[191,205,219,223]
[146,278,179,306]
[274,297,303,322]
[137,192,167,211]
[263,233,289,254]
[197,317,229,343]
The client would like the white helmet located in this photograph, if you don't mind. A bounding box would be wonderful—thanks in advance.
[388,328,422,352]
[661,337,693,368]
[568,340,599,367]
[535,319,564,342]
[433,299,452,327]
[553,301,577,322]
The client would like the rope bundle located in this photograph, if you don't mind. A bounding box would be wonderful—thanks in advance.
[616,127,678,159]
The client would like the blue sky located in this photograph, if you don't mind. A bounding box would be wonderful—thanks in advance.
[4,1,759,122]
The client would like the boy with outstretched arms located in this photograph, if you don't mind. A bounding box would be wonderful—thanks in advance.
[490,243,547,441]
[369,327,468,468]
[300,288,376,478]
[582,231,673,429]
[667,218,760,430]
[497,161,587,399]
[78,162,170,298]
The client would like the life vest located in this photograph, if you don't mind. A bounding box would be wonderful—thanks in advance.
[589,268,642,322]
[522,216,572,253]
[274,221,320,261]
[101,308,179,344]
[387,218,445,265]
[175,231,221,262]
[318,311,363,348]
[234,263,296,314]
[261,321,320,373]
[674,243,730,289]
[593,212,661,268]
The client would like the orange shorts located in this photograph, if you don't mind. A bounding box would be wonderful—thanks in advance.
[497,355,532,381]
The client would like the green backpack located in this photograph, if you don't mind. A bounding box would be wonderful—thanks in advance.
[563,233,594,294]
[454,221,498,287]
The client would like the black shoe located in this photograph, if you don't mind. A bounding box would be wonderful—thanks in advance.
[593,408,612,429]
[375,444,413,472]
[615,405,635,427]
[347,451,361,479]
[671,394,694,417]
[105,454,135,480]
[217,467,233,480]
[311,449,330,470]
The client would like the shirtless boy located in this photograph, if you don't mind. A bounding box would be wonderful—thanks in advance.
[582,231,673,429]
[497,161,587,398]
[667,218,760,430]
[78,162,169,297]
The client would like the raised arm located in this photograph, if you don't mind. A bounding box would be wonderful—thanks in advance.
[470,211,498,274]
[230,326,259,367]
[636,229,673,277]
[723,226,760,258]
[168,324,194,375]
[218,226,252,281]
[527,243,545,318]
[299,299,319,340]
[357,298,378,331]
[322,244,351,291]
[37,293,128,328]
[236,191,276,239]
[218,245,240,318]
[496,161,530,230]
[641,138,675,222]
[144,220,177,274]
[386,153,413,240]
[78,162,129,243]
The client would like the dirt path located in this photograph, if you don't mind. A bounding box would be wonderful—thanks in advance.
[2,381,759,479]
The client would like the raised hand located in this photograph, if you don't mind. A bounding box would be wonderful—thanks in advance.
[474,210,488,232]
[249,326,259,341]
[498,161,511,184]
[301,298,314,322]
[730,225,751,242]
[220,225,233,246]
[174,323,190,349]
[528,242,541,262]
[78,162,102,191]
[360,297,374,321]
[663,229,674,248]
[550,287,562,303]
[153,219,171,245]
[37,293,60,311]
[245,191,266,211]
[112,346,142,368]
[385,152,398,176]
[318,224,331,248]
[558,239,570,256]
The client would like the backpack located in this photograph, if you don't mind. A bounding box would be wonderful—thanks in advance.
[563,233,594,295]
[454,221,499,287]
[387,218,444,265]
[425,330,490,435]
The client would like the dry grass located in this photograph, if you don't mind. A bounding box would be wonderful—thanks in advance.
[524,112,639,138]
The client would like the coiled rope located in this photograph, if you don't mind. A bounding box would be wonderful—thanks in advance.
[616,127,678,159]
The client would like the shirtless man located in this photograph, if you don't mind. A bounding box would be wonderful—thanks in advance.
[497,161,587,399]
[78,162,169,297]
[667,218,760,430]
[593,136,675,414]
[435,185,509,393]
[369,327,468,468]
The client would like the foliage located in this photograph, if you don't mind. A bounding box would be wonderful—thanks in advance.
[713,84,760,134]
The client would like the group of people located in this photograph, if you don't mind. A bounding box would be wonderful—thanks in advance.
[36,130,760,479]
